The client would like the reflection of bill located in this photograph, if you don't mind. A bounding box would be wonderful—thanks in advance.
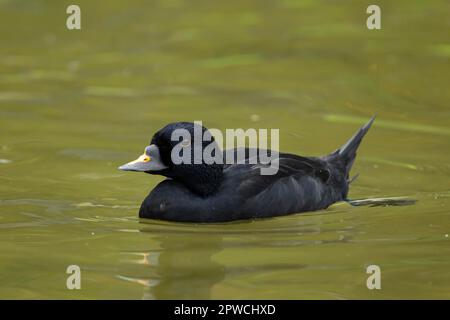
[170,121,279,175]
[118,226,225,300]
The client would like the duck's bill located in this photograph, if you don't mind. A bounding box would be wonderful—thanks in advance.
[118,144,168,172]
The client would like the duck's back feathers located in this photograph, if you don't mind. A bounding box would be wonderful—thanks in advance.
[222,152,347,219]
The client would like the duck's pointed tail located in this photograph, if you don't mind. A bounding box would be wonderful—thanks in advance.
[331,115,375,179]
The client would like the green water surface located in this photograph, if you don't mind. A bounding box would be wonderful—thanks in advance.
[0,0,449,299]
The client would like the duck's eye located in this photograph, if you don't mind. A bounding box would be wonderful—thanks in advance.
[181,139,191,147]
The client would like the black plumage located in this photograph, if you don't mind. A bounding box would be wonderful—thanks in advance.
[120,118,375,222]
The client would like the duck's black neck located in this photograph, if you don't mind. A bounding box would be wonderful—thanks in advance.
[167,163,224,197]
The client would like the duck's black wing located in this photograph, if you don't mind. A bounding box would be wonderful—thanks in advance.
[224,153,327,194]
[222,150,346,219]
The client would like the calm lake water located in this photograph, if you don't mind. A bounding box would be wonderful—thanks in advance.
[0,0,449,299]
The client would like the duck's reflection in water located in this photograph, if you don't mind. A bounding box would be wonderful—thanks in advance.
[118,224,226,300]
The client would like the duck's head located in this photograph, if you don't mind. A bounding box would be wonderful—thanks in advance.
[119,122,224,196]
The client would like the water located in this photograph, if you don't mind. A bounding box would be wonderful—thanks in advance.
[0,0,449,299]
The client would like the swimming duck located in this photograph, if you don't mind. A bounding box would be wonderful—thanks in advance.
[119,118,374,222]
